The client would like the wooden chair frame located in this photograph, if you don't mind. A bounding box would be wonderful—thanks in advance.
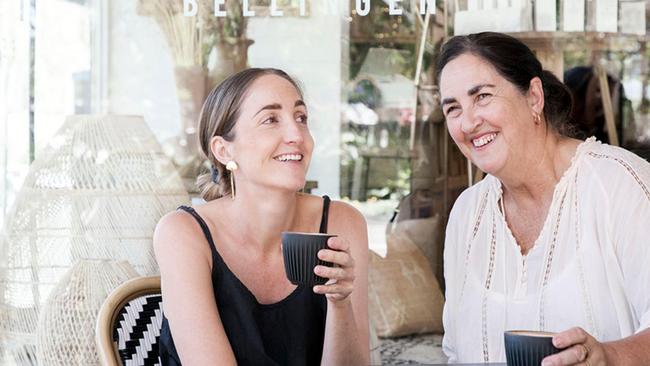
[95,276,162,366]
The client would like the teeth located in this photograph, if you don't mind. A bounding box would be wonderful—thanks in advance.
[472,133,496,148]
[274,154,302,162]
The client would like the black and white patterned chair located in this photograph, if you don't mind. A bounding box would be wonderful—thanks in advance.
[96,276,163,366]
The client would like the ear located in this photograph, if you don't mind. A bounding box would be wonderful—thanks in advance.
[527,76,545,116]
[210,136,234,165]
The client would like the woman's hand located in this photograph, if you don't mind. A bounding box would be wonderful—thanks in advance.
[313,236,355,303]
[542,327,615,366]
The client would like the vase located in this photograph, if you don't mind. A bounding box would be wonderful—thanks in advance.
[209,39,253,89]
[171,40,253,191]
[174,65,208,158]
[173,65,209,193]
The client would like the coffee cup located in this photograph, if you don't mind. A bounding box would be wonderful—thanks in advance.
[281,232,337,286]
[504,330,563,366]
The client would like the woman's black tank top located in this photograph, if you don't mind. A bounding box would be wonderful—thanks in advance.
[159,196,331,365]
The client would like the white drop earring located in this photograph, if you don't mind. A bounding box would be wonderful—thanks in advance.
[226,161,238,199]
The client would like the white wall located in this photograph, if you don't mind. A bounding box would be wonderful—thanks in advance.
[108,0,181,144]
[107,0,346,197]
[0,0,31,227]
[34,0,91,152]
[247,1,347,197]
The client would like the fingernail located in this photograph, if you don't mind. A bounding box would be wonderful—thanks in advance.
[553,338,562,348]
[541,360,552,366]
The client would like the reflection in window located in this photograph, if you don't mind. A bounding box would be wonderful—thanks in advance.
[0,1,95,364]
[342,52,415,202]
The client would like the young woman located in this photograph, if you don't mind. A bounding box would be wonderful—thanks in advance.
[154,68,369,365]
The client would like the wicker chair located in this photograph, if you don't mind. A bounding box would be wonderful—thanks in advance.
[96,276,163,366]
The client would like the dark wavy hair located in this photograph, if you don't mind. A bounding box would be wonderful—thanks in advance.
[436,32,578,138]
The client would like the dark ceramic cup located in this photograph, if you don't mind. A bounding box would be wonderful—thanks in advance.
[504,330,562,366]
[281,232,337,286]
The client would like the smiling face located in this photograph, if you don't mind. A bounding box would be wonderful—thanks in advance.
[439,53,542,176]
[212,74,314,193]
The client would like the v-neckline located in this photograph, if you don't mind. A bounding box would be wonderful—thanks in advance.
[194,214,304,308]
[493,137,596,255]
[208,232,303,308]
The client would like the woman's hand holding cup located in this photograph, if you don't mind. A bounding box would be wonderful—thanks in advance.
[313,236,356,304]
[542,327,614,366]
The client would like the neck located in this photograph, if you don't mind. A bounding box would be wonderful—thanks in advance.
[222,185,301,254]
[497,132,572,205]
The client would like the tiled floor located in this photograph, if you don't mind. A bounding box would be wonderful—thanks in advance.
[380,333,447,365]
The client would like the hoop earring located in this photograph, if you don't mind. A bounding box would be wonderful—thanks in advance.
[226,161,238,200]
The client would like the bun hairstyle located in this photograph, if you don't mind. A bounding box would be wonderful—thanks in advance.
[436,32,579,138]
[196,68,304,201]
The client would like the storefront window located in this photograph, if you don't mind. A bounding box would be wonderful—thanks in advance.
[1,0,96,226]
[1,0,649,364]
[1,1,31,228]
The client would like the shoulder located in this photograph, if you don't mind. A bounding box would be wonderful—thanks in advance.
[315,196,368,250]
[298,193,367,228]
[154,208,201,241]
[580,142,650,199]
[330,200,366,225]
[444,177,495,263]
[328,199,367,230]
[153,207,212,261]
[584,142,650,174]
[448,176,494,225]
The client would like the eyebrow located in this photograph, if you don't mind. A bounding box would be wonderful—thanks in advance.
[440,83,496,108]
[254,100,306,117]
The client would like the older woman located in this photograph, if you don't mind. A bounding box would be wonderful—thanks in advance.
[154,68,369,365]
[438,32,650,365]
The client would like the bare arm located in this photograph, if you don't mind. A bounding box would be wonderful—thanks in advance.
[603,328,650,365]
[316,202,370,366]
[154,211,237,365]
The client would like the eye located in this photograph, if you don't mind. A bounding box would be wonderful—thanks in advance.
[444,105,461,118]
[262,115,278,124]
[296,114,308,124]
[476,93,492,103]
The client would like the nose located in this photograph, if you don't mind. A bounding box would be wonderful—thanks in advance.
[460,107,482,135]
[283,118,305,145]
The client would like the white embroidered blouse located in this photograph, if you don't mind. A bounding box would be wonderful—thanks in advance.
[442,137,650,363]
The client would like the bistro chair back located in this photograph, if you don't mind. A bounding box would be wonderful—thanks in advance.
[96,276,163,366]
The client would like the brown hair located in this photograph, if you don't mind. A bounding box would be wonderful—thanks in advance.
[196,68,304,201]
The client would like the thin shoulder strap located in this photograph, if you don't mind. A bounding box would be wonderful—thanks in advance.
[318,195,331,234]
[177,205,219,256]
